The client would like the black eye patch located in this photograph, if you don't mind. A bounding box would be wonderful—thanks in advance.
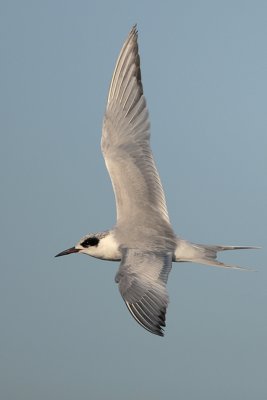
[81,237,99,248]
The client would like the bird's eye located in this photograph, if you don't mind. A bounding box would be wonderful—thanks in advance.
[81,237,99,248]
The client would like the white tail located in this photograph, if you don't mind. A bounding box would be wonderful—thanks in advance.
[174,238,259,270]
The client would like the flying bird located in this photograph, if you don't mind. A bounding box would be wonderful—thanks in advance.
[56,26,257,336]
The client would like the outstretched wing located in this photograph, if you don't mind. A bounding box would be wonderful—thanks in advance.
[115,249,173,336]
[101,26,170,227]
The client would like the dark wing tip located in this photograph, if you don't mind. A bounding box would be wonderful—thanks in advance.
[126,300,166,337]
[127,24,142,95]
[130,24,138,36]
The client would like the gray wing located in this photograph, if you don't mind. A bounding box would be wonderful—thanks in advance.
[115,249,173,336]
[101,26,170,227]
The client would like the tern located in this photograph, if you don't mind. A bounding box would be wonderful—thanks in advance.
[56,26,257,336]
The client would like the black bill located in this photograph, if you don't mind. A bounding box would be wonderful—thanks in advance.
[55,247,79,257]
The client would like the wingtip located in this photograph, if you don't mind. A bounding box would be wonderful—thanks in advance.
[125,300,166,337]
[129,24,138,39]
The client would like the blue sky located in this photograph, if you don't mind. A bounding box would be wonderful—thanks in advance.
[1,1,266,399]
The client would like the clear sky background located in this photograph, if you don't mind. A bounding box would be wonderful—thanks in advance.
[1,1,266,399]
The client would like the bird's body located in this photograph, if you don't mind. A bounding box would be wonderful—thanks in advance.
[56,26,257,336]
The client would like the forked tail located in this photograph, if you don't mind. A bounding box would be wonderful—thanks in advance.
[174,238,259,270]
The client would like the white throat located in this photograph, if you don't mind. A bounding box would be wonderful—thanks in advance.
[78,231,121,261]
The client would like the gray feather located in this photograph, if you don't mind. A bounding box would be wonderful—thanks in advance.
[101,26,171,229]
[115,249,172,336]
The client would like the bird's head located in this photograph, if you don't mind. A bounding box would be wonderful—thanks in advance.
[55,231,120,260]
[55,234,101,258]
